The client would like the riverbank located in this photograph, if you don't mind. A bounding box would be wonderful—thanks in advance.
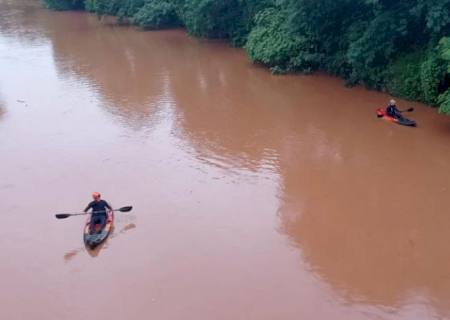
[44,0,450,115]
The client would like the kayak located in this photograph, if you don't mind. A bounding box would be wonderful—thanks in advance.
[83,210,114,249]
[376,108,416,127]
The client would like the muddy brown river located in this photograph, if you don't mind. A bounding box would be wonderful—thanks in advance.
[2,1,450,319]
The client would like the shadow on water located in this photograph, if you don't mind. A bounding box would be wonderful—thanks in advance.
[64,223,136,262]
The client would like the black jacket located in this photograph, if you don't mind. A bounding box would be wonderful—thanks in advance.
[386,104,401,118]
[84,200,112,216]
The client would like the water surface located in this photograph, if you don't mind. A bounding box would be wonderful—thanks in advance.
[1,1,450,319]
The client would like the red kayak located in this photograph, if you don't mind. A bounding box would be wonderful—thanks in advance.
[376,108,416,127]
[83,210,114,249]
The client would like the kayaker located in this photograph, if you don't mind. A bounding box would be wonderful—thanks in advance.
[84,192,112,234]
[386,99,403,119]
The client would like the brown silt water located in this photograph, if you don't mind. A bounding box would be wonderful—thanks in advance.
[2,1,450,319]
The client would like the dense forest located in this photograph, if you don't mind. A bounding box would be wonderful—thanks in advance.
[43,0,450,114]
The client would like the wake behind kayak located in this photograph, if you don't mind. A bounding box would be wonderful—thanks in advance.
[376,108,416,127]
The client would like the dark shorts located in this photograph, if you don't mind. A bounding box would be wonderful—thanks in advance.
[90,214,107,233]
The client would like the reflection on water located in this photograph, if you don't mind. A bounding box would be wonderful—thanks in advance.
[278,132,450,316]
[2,1,450,319]
[48,16,179,130]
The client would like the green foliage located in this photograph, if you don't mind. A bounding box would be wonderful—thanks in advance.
[84,0,94,12]
[181,0,240,38]
[422,0,450,34]
[438,90,450,114]
[246,8,320,73]
[84,0,121,16]
[283,0,369,76]
[132,1,180,29]
[84,0,145,18]
[229,0,274,46]
[438,37,450,114]
[385,52,423,101]
[439,37,450,72]
[420,49,447,103]
[179,0,272,45]
[120,0,146,18]
[43,0,84,10]
[347,12,410,87]
[385,49,445,104]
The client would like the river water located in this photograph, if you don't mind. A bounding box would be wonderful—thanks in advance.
[2,1,450,319]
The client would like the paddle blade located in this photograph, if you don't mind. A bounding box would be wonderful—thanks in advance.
[407,107,414,112]
[118,206,133,212]
[55,214,71,219]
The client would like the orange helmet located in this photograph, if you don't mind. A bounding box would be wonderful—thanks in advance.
[92,192,101,200]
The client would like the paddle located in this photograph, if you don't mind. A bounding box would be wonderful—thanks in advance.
[55,206,133,219]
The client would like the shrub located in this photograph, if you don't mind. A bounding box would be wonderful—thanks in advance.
[385,47,447,105]
[132,1,180,29]
[385,52,423,101]
[438,37,450,114]
[438,90,450,114]
[182,0,242,39]
[245,8,320,73]
[43,0,84,10]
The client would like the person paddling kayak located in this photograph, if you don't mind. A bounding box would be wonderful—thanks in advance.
[386,99,403,119]
[84,192,112,234]
[376,99,416,127]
